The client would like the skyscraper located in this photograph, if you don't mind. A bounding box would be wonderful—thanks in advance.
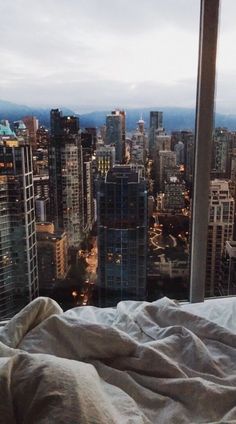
[211,128,236,179]
[83,159,95,233]
[130,118,148,165]
[157,150,177,191]
[49,109,84,248]
[206,180,234,296]
[164,177,185,212]
[0,123,38,318]
[22,116,39,151]
[149,111,164,155]
[105,110,125,163]
[97,165,147,305]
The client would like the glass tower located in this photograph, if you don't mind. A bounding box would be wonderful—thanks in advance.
[97,165,147,305]
[0,127,38,318]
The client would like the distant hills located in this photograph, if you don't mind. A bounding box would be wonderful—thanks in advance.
[1,99,236,132]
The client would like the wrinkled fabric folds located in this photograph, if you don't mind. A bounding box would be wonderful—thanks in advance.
[1,296,236,423]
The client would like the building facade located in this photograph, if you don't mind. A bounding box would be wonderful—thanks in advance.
[96,145,115,177]
[206,180,235,296]
[97,165,147,305]
[0,126,38,318]
[36,223,68,290]
[105,110,125,163]
[149,111,164,155]
[49,109,84,248]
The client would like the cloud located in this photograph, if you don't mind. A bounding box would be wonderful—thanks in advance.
[0,0,236,112]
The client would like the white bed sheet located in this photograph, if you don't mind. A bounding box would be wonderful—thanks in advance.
[1,296,236,424]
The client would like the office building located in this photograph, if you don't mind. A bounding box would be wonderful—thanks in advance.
[149,111,164,155]
[206,180,234,296]
[105,110,125,163]
[36,126,49,150]
[48,109,84,248]
[130,119,148,165]
[0,123,38,318]
[96,145,115,177]
[81,128,97,157]
[157,150,177,192]
[83,159,95,232]
[164,177,185,212]
[174,141,185,165]
[97,165,147,305]
[35,197,50,222]
[34,175,49,198]
[22,116,39,151]
[211,128,236,179]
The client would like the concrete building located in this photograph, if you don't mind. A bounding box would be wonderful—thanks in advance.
[96,145,115,177]
[206,180,235,296]
[0,124,38,318]
[22,116,38,151]
[174,141,185,165]
[157,150,177,192]
[83,159,95,232]
[35,197,49,222]
[36,223,68,290]
[164,177,185,212]
[211,128,236,179]
[149,111,164,155]
[34,175,49,198]
[49,109,84,248]
[97,165,147,305]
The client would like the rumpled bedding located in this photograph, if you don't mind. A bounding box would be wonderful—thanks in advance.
[1,296,236,423]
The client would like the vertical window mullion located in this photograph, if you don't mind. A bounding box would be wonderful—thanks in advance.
[190,0,220,302]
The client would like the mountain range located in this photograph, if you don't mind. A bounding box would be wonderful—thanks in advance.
[1,99,236,132]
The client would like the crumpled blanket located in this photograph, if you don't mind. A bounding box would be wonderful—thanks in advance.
[1,296,236,424]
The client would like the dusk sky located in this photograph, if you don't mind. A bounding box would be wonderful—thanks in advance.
[0,0,235,113]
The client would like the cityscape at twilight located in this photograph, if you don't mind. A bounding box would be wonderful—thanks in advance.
[1,0,236,318]
[1,107,236,318]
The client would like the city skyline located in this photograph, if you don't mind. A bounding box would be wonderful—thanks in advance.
[1,1,236,113]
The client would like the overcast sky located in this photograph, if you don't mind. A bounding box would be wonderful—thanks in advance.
[0,0,235,113]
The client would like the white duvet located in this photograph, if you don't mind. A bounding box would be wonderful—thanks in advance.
[1,296,236,423]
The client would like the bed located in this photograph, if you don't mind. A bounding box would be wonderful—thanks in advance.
[1,296,236,423]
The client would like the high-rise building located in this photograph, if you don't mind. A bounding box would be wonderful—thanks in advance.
[81,128,97,157]
[96,145,115,177]
[36,223,68,291]
[83,159,95,232]
[157,150,177,192]
[211,128,236,179]
[130,118,148,165]
[36,126,49,150]
[34,175,49,198]
[22,116,39,151]
[174,141,185,165]
[0,123,38,318]
[105,110,125,163]
[35,197,49,222]
[97,165,147,305]
[206,180,234,296]
[48,109,84,248]
[164,177,185,212]
[171,130,194,184]
[149,111,164,155]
